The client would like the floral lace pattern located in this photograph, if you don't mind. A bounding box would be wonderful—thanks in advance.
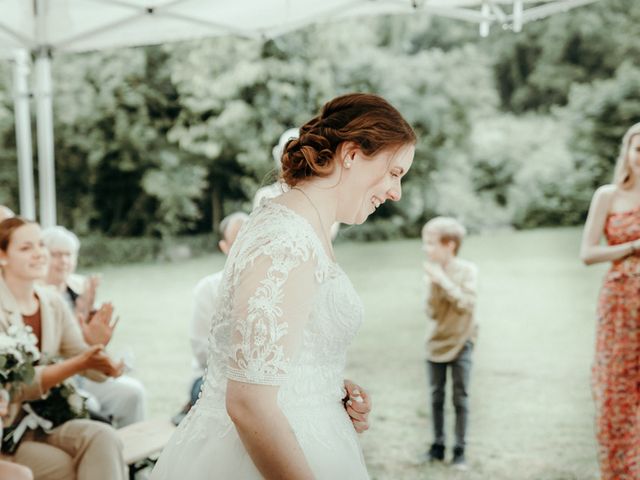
[174,200,364,448]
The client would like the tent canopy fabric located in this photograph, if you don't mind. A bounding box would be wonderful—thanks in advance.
[1,0,600,56]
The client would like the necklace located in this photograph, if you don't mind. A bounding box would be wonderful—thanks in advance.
[292,186,336,262]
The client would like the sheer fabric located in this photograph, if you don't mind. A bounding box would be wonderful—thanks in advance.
[151,200,369,479]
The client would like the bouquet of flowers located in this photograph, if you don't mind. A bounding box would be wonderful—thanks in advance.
[1,328,89,453]
[0,324,40,395]
[1,324,40,453]
[29,379,89,427]
[2,373,90,454]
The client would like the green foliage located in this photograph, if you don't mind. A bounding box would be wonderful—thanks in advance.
[565,62,640,190]
[52,47,197,236]
[0,62,18,207]
[468,114,592,229]
[1,4,636,236]
[77,232,217,267]
[79,235,160,266]
[367,44,499,230]
[141,150,207,237]
[491,0,640,112]
[339,217,407,242]
[164,32,338,227]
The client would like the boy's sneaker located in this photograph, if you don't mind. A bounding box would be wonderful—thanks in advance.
[427,443,445,462]
[451,446,468,470]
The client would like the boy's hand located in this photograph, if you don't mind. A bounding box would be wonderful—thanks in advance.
[424,262,446,285]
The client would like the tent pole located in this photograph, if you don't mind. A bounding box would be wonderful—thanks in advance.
[12,49,36,220]
[34,47,56,228]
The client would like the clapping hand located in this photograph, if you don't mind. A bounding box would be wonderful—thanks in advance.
[75,275,100,324]
[78,344,124,378]
[343,379,371,433]
[424,262,447,286]
[80,302,118,347]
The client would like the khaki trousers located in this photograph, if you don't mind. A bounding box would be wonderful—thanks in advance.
[13,419,126,480]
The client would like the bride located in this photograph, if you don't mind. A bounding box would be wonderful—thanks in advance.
[151,92,416,479]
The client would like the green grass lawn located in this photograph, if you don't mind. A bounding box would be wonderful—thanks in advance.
[94,227,606,480]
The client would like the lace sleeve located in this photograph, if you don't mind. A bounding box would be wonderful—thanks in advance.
[226,239,318,385]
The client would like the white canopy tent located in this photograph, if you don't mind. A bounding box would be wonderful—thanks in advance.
[0,0,600,226]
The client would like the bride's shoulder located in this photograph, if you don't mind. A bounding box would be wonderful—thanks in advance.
[235,201,314,254]
[231,201,332,280]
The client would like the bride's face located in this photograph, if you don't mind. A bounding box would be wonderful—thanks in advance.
[337,143,415,225]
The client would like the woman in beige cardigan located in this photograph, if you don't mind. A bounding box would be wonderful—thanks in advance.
[0,217,127,480]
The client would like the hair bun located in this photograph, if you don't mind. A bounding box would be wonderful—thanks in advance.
[280,93,416,186]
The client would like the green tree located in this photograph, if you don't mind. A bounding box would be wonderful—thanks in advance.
[566,62,640,191]
[0,62,19,208]
[52,46,204,236]
[491,0,640,112]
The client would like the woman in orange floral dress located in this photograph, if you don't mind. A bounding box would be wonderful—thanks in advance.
[581,122,640,480]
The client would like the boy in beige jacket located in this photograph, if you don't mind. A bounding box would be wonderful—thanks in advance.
[422,217,478,470]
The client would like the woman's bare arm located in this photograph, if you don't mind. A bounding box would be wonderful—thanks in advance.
[226,381,314,480]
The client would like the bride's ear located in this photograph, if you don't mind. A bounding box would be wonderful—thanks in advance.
[338,142,360,169]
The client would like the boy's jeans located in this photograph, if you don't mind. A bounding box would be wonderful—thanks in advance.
[426,341,473,449]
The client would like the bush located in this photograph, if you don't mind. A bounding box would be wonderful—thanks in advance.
[78,233,218,267]
[566,62,640,190]
[338,217,408,242]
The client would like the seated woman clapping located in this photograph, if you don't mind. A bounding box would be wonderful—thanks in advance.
[0,217,127,480]
[41,226,146,427]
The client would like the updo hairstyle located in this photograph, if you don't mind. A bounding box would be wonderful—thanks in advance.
[280,93,416,186]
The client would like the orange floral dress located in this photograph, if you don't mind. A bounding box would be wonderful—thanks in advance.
[592,206,640,480]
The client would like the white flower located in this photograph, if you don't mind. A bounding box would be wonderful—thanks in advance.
[0,334,18,352]
[67,393,85,413]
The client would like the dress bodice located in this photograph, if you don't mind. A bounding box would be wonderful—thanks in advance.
[153,201,371,480]
[604,206,640,279]
[189,200,364,422]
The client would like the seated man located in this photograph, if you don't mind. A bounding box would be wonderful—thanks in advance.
[41,226,146,427]
[173,212,249,425]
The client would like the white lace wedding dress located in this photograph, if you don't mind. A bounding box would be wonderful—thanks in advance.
[151,200,370,479]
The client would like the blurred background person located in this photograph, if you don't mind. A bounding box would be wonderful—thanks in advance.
[0,217,126,480]
[42,226,146,427]
[252,128,299,210]
[580,122,640,480]
[173,211,249,425]
[421,217,478,470]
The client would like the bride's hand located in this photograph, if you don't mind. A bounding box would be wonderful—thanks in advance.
[343,379,371,433]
